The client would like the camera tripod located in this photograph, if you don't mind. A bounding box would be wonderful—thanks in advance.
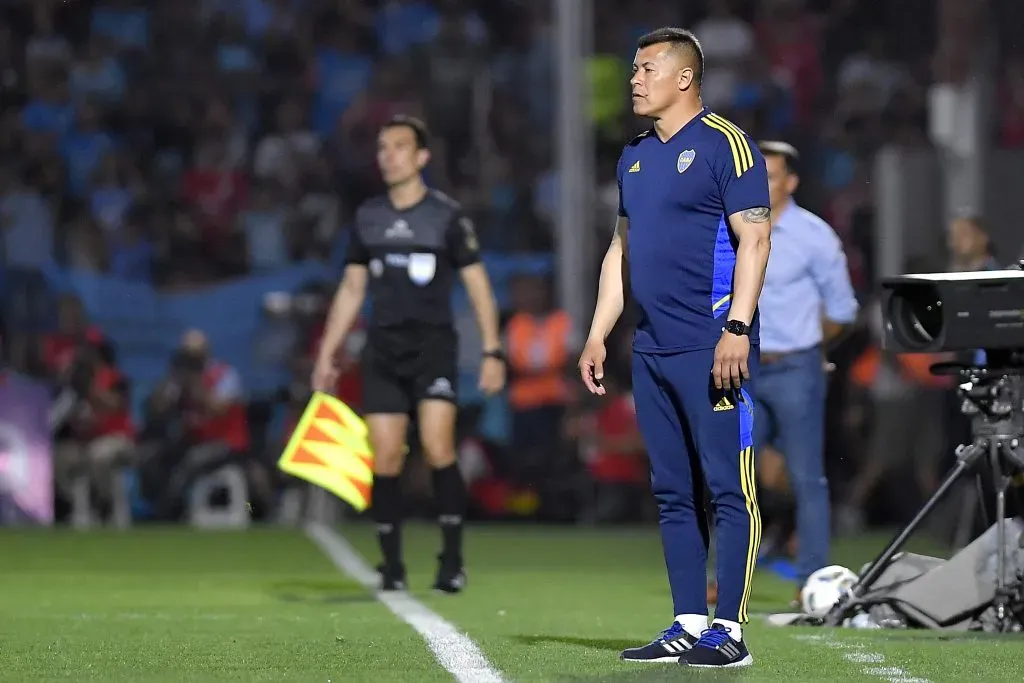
[825,361,1024,631]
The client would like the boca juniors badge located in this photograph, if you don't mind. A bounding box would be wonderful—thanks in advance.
[677,149,696,173]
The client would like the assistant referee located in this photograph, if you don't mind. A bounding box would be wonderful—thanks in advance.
[312,115,506,593]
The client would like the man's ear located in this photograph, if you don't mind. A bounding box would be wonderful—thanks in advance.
[787,172,800,196]
[677,67,695,92]
[416,148,431,169]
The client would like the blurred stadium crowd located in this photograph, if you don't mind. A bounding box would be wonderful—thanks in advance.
[1,0,1023,547]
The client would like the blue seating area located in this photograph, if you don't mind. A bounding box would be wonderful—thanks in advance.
[43,253,554,424]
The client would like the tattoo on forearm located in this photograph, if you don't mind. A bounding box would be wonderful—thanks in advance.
[742,207,771,223]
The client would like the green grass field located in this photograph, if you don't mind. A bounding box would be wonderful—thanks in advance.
[1,524,1021,682]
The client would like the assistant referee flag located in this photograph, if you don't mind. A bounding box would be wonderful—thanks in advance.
[277,392,374,512]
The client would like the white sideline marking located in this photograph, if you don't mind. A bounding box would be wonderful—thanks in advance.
[792,634,931,683]
[306,522,505,683]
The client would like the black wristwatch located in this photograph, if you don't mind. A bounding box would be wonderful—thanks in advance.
[482,349,506,362]
[723,320,750,337]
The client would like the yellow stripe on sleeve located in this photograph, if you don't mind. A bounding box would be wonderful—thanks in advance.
[702,118,744,177]
[707,113,754,172]
[702,114,754,177]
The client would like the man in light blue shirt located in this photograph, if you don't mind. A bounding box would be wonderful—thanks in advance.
[754,141,859,594]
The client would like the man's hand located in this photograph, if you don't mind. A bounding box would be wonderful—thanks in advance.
[821,347,836,374]
[311,356,338,394]
[578,338,608,396]
[713,332,750,390]
[478,356,506,396]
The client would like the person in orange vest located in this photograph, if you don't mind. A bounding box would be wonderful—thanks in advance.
[505,274,577,489]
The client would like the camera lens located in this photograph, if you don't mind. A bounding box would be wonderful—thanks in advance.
[887,283,944,351]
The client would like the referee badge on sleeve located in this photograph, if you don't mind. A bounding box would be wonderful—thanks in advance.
[408,253,437,285]
[459,216,479,252]
[677,150,696,173]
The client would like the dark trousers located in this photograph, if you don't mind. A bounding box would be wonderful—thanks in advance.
[632,346,761,623]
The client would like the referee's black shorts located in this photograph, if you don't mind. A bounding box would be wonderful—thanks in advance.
[362,326,459,416]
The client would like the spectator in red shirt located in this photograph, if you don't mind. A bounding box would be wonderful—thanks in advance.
[142,329,253,519]
[177,330,250,454]
[53,341,134,525]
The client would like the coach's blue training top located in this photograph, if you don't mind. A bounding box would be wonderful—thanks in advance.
[617,108,769,353]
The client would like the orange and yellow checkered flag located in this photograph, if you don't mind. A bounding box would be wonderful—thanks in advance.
[277,392,374,512]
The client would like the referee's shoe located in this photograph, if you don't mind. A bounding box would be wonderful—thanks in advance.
[619,622,698,662]
[678,624,753,668]
[432,554,466,594]
[377,563,407,591]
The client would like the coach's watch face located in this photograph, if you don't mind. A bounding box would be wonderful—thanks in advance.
[726,321,748,335]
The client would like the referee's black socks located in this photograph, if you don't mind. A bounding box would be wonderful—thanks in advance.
[432,463,466,565]
[372,475,403,569]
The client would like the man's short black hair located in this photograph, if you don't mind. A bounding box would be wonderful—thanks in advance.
[637,27,704,87]
[759,140,800,174]
[381,114,430,150]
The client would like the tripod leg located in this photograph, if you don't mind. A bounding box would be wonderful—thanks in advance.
[853,446,983,597]
[976,474,990,528]
[822,452,980,627]
[992,443,1018,629]
[953,482,977,550]
[996,485,1008,614]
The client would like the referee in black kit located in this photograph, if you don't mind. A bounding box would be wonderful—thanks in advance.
[312,116,505,593]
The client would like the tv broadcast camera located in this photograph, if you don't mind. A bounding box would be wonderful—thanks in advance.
[823,263,1024,632]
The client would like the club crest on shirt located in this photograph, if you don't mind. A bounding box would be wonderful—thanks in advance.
[677,149,696,173]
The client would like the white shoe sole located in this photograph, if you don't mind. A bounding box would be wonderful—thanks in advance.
[687,654,754,668]
[621,655,681,663]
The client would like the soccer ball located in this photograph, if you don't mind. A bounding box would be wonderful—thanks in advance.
[800,565,859,617]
